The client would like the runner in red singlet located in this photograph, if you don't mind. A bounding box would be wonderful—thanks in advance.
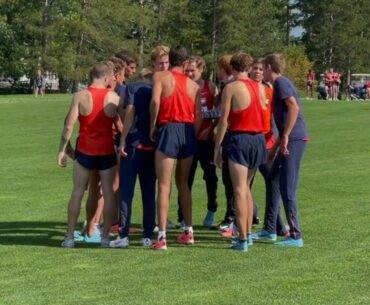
[58,62,120,248]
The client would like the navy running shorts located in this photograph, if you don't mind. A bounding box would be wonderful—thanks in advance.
[75,149,117,170]
[156,123,197,159]
[223,131,267,169]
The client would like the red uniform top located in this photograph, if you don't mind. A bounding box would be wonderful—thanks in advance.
[332,72,341,82]
[263,84,275,149]
[228,79,264,133]
[77,87,115,155]
[197,80,215,140]
[157,70,196,125]
[325,72,333,84]
[307,71,315,81]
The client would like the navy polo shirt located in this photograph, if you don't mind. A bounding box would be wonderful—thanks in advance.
[273,76,308,140]
[124,82,155,147]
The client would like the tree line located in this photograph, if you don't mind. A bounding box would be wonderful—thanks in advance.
[0,0,369,91]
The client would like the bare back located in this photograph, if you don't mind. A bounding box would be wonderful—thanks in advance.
[77,89,119,118]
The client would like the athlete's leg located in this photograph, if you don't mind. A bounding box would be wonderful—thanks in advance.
[177,153,197,223]
[246,168,257,235]
[66,161,90,240]
[138,150,156,238]
[155,150,175,232]
[86,171,103,236]
[175,156,194,227]
[228,159,248,240]
[98,166,116,240]
[198,140,218,213]
[279,140,306,240]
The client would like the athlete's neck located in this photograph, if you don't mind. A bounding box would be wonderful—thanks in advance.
[90,79,107,89]
[171,67,184,74]
[270,72,282,84]
[234,72,249,81]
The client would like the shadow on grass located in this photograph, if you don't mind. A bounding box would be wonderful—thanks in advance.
[0,221,228,248]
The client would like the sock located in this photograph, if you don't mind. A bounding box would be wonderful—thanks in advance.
[158,231,166,240]
[184,226,193,234]
[239,238,247,243]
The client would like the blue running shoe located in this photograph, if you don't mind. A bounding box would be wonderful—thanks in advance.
[273,237,303,247]
[203,211,215,227]
[251,229,277,241]
[230,240,248,252]
[84,230,101,243]
[247,234,253,246]
[74,231,84,242]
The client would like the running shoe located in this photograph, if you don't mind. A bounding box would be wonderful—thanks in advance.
[110,223,120,233]
[247,234,253,246]
[230,240,248,252]
[166,219,176,229]
[84,230,101,243]
[219,217,234,231]
[203,211,215,227]
[151,238,167,250]
[250,229,277,241]
[101,238,110,248]
[142,238,152,247]
[177,231,194,245]
[273,237,303,247]
[109,237,129,248]
[61,239,75,248]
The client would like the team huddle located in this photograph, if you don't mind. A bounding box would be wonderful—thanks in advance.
[57,45,308,252]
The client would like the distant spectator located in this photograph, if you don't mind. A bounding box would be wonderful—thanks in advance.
[306,69,315,100]
[34,69,45,97]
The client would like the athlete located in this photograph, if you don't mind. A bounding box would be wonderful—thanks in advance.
[109,68,156,248]
[176,56,218,228]
[306,70,315,100]
[35,69,45,97]
[332,70,341,100]
[82,57,126,242]
[262,53,308,247]
[150,46,201,250]
[325,69,334,100]
[58,62,120,248]
[214,52,267,252]
[249,59,289,242]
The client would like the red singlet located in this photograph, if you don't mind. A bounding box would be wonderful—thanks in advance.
[157,71,195,125]
[77,87,115,155]
[228,79,264,133]
[197,80,215,140]
[263,85,275,149]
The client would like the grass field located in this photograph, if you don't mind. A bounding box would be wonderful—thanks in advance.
[0,94,369,305]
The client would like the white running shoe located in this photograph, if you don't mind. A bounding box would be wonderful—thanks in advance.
[109,237,129,248]
[142,238,152,247]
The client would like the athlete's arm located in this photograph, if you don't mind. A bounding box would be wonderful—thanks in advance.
[57,93,79,167]
[214,85,232,168]
[281,96,299,155]
[119,104,134,157]
[150,73,162,141]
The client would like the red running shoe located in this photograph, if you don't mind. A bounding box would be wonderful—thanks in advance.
[220,228,234,238]
[151,238,167,250]
[177,231,194,245]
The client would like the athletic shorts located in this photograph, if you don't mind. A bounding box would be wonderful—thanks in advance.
[156,122,197,159]
[223,131,267,169]
[75,149,117,170]
[307,80,313,87]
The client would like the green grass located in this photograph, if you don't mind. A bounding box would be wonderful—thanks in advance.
[0,94,369,305]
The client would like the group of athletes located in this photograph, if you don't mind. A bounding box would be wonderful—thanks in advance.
[58,45,308,252]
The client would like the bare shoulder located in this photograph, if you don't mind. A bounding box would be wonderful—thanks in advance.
[72,89,89,103]
[188,77,200,90]
[107,90,120,105]
[153,70,170,81]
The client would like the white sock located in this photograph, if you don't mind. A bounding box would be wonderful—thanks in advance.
[158,231,166,240]
[184,226,193,234]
